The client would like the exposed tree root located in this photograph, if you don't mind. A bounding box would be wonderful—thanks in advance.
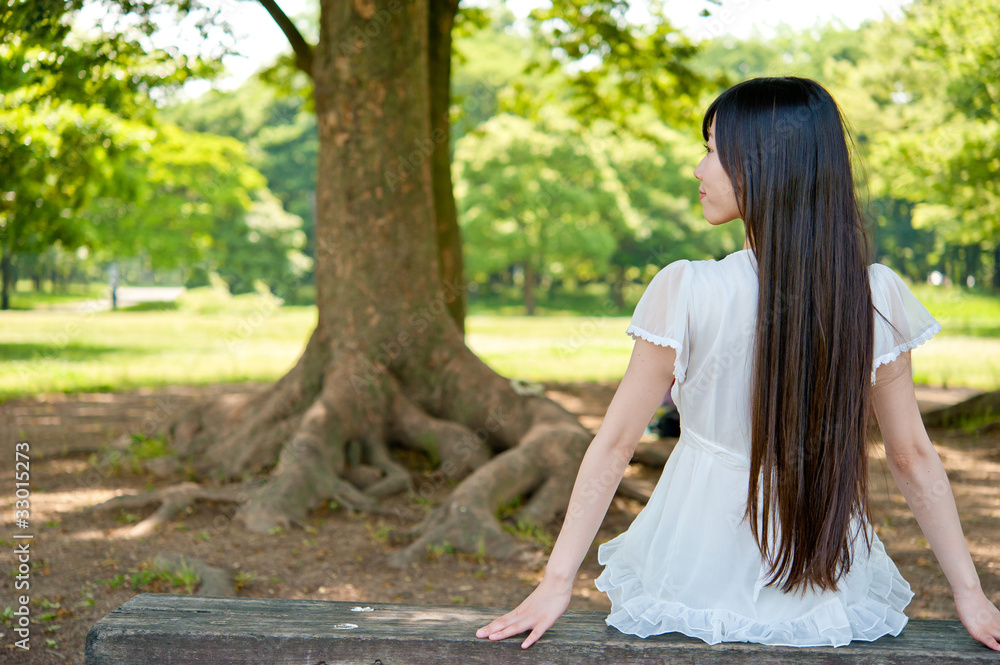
[631,439,674,467]
[361,433,414,498]
[88,482,256,538]
[236,362,390,533]
[387,343,594,566]
[617,478,654,504]
[169,326,332,478]
[921,389,1000,430]
[389,390,492,481]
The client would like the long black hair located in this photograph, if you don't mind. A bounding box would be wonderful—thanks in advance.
[703,76,879,594]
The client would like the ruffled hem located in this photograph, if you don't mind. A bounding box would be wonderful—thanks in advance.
[870,320,943,385]
[593,533,913,647]
[625,325,686,382]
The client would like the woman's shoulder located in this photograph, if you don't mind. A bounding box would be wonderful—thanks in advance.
[657,249,753,277]
[688,248,755,289]
[868,262,915,303]
[868,261,895,279]
[644,250,754,301]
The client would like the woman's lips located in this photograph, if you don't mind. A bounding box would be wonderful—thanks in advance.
[699,191,706,199]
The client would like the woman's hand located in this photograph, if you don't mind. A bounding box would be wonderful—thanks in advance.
[954,586,1000,651]
[475,574,574,649]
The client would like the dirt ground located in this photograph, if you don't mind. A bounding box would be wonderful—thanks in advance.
[1,380,998,664]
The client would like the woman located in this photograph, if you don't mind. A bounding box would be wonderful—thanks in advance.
[476,76,1000,650]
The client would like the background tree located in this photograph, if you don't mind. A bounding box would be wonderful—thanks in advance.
[1,3,308,305]
[455,112,620,314]
[454,111,730,312]
[0,98,147,308]
[0,5,174,308]
[859,0,1000,288]
[163,78,319,289]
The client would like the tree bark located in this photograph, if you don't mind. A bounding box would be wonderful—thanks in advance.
[95,0,594,565]
[1,250,11,310]
[524,261,536,315]
[612,265,626,310]
[428,0,466,333]
[993,243,1000,290]
[921,390,1000,430]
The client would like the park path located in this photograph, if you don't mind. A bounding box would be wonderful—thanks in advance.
[39,286,184,313]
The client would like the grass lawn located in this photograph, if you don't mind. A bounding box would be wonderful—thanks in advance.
[7,281,109,310]
[1,302,998,402]
[0,306,319,400]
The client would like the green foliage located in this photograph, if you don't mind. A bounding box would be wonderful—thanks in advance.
[84,123,310,299]
[425,541,456,560]
[454,110,732,308]
[161,77,318,279]
[0,0,224,306]
[175,275,285,314]
[496,495,523,521]
[115,511,139,524]
[1,3,307,308]
[98,558,200,594]
[502,519,555,551]
[367,520,391,544]
[523,0,721,135]
[233,570,256,592]
[0,97,152,267]
[127,434,171,461]
[853,0,999,277]
[455,113,619,287]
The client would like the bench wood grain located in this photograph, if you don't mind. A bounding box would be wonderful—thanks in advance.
[85,593,999,664]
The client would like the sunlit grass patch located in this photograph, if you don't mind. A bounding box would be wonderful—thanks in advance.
[0,293,996,401]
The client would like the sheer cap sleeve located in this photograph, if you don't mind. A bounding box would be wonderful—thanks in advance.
[626,259,692,383]
[870,262,943,385]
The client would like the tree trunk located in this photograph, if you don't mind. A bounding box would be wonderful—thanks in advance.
[612,265,626,311]
[1,250,11,310]
[993,243,1000,290]
[428,0,466,334]
[964,243,980,288]
[921,390,1000,430]
[101,0,593,566]
[524,261,536,315]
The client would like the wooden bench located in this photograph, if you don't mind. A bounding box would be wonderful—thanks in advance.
[86,593,998,664]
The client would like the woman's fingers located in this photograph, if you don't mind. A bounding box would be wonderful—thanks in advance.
[476,610,521,638]
[476,577,572,647]
[520,621,552,649]
[955,589,1000,651]
[489,616,532,641]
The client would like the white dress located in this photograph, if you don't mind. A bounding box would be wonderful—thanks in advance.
[594,248,943,647]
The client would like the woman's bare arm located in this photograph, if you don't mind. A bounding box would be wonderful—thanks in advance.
[873,351,1000,651]
[476,337,677,648]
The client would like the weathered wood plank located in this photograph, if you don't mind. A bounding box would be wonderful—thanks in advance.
[85,593,998,664]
